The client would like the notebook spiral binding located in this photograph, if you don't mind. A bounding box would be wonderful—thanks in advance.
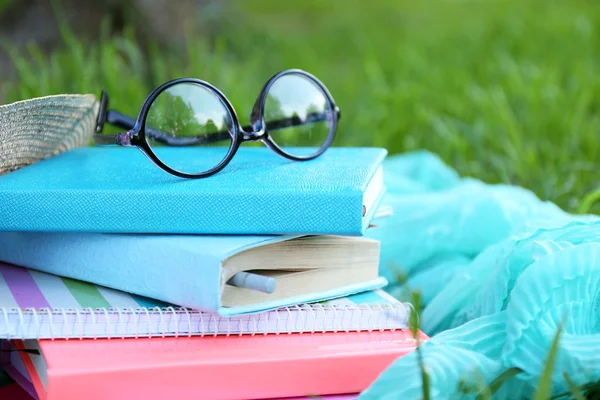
[0,303,412,340]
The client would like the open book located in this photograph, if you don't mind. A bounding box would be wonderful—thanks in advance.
[221,235,380,307]
[0,231,387,316]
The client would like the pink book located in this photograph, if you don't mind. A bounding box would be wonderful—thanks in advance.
[9,330,427,400]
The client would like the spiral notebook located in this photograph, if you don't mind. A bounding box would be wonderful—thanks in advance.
[0,262,410,340]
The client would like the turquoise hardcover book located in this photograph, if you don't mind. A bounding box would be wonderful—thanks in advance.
[0,147,386,235]
[0,231,387,316]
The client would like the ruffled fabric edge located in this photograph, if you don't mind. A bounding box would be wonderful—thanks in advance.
[360,313,509,399]
[503,242,600,392]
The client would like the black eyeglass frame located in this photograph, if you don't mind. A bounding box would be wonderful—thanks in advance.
[94,69,341,179]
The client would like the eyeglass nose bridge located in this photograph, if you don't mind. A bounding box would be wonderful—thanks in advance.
[241,129,266,142]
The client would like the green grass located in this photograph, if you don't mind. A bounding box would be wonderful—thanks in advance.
[533,316,565,400]
[2,2,600,396]
[3,0,600,213]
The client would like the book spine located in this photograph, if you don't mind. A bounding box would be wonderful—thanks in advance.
[0,189,365,235]
[41,330,424,400]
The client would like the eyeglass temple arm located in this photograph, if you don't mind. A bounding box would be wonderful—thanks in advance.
[93,109,213,146]
[95,110,338,147]
[93,110,136,145]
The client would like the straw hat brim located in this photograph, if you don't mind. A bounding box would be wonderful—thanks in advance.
[0,94,99,175]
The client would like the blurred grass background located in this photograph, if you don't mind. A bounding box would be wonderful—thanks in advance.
[2,1,600,396]
[2,0,600,213]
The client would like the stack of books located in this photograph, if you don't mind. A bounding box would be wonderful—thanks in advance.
[0,146,426,400]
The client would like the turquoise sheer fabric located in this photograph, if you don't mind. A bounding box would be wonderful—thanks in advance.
[363,150,600,399]
[360,313,508,399]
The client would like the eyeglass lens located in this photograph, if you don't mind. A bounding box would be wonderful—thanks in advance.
[263,73,334,157]
[145,82,235,175]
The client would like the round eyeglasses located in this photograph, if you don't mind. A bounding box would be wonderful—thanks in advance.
[94,69,341,178]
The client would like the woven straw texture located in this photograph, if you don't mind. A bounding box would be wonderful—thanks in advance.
[0,94,99,175]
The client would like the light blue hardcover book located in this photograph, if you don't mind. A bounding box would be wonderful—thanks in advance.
[0,231,387,316]
[0,147,386,235]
